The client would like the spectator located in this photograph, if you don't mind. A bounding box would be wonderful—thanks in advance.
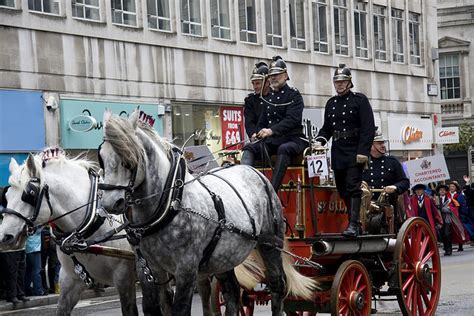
[448,180,473,248]
[435,184,467,256]
[24,228,44,296]
[409,184,443,239]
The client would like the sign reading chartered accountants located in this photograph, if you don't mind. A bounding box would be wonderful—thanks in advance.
[403,154,450,185]
[60,99,164,149]
[387,117,433,150]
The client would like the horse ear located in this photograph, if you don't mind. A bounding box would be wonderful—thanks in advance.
[130,108,140,130]
[9,158,19,173]
[26,153,38,177]
[103,108,112,128]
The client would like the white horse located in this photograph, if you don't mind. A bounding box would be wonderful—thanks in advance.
[98,110,318,316]
[0,152,169,316]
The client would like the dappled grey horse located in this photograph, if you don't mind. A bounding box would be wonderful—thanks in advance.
[98,110,317,316]
[0,152,169,316]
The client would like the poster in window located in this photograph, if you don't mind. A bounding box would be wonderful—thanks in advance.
[220,106,244,150]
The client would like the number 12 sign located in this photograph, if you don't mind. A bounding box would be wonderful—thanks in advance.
[307,154,329,178]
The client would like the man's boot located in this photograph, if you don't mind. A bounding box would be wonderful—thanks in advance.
[271,154,290,192]
[240,150,255,166]
[342,197,361,237]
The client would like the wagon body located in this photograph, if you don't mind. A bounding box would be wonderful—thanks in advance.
[213,165,441,316]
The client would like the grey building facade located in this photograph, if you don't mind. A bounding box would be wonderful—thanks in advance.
[0,0,439,168]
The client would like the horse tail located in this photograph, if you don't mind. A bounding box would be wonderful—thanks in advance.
[281,239,320,300]
[234,249,265,290]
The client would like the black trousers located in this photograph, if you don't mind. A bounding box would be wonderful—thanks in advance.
[0,250,26,300]
[243,138,307,160]
[334,166,364,201]
[441,222,453,253]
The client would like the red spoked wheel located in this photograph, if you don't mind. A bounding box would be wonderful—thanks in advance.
[330,260,372,316]
[211,278,255,316]
[394,217,441,316]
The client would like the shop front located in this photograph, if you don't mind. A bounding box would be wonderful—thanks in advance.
[0,90,45,185]
[387,115,434,161]
[59,99,164,155]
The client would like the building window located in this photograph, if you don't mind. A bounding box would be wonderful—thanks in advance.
[354,1,368,58]
[373,5,386,61]
[312,0,328,53]
[409,12,421,65]
[181,0,202,36]
[28,0,60,15]
[239,0,257,43]
[111,0,137,26]
[289,0,306,50]
[0,0,15,8]
[211,0,231,40]
[147,0,171,31]
[334,0,348,56]
[265,0,283,47]
[391,8,404,63]
[439,54,461,100]
[72,0,100,21]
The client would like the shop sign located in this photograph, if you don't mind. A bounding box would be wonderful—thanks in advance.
[68,115,98,132]
[435,127,459,144]
[0,90,45,151]
[60,99,164,149]
[387,117,433,150]
[403,154,450,185]
[220,106,244,150]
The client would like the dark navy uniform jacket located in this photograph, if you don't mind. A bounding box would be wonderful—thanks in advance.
[257,84,305,146]
[317,91,375,170]
[362,155,410,193]
[244,92,263,138]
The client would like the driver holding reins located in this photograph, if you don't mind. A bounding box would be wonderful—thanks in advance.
[241,56,307,192]
[316,64,376,237]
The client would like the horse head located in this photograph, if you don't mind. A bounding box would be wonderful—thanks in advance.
[0,150,94,249]
[99,109,172,223]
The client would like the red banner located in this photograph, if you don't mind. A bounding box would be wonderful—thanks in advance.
[220,106,244,150]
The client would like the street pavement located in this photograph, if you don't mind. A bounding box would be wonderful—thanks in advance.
[1,245,473,315]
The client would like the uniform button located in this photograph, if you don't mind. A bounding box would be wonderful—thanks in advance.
[332,107,335,110]
[282,90,285,94]
[267,106,270,109]
[342,112,345,115]
[381,160,384,163]
[269,99,272,101]
[381,166,384,169]
[371,179,374,182]
[381,172,384,175]
[343,120,345,123]
[344,137,346,139]
[344,105,347,107]
[334,99,337,103]
[371,173,373,175]
[381,179,384,182]
[267,113,270,116]
[343,128,346,131]
[277,96,280,99]
[272,92,274,95]
[332,114,335,117]
[260,102,263,104]
[350,110,353,113]
[276,119,280,122]
[274,112,276,114]
[346,97,349,100]
[332,122,336,126]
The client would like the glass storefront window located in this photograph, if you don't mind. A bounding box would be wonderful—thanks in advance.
[172,103,223,154]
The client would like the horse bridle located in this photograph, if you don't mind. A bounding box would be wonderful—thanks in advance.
[97,139,139,206]
[0,178,54,234]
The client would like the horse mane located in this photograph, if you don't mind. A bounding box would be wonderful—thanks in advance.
[105,115,172,168]
[9,150,97,189]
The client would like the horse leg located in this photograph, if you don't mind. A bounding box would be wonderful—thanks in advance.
[173,268,198,316]
[115,264,139,316]
[215,270,241,316]
[197,274,212,316]
[55,273,86,316]
[258,244,285,316]
[138,263,173,316]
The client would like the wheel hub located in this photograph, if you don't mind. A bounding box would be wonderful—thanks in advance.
[349,291,365,311]
[415,261,431,283]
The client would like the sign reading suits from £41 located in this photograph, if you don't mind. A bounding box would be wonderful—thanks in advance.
[435,127,460,144]
[403,154,450,185]
[60,99,164,149]
[220,106,244,150]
